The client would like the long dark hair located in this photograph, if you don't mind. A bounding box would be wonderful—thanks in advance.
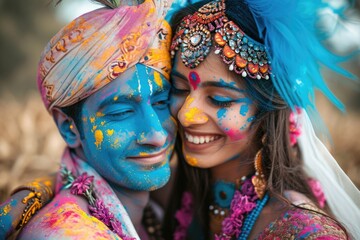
[163,0,345,238]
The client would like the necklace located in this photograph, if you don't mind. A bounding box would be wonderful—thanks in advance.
[174,175,268,240]
[142,204,164,240]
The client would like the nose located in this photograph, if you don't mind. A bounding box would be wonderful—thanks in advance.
[137,111,168,148]
[177,96,208,127]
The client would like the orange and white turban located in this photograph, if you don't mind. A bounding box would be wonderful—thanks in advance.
[37,0,172,111]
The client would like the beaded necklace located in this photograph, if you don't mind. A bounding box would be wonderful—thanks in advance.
[174,176,269,240]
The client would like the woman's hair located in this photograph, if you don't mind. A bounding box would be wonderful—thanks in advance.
[164,0,344,237]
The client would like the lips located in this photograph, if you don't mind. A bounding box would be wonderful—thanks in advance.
[127,148,168,165]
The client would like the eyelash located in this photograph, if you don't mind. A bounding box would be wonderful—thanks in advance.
[209,97,234,108]
[171,86,189,95]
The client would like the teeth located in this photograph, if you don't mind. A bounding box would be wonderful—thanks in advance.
[185,132,218,145]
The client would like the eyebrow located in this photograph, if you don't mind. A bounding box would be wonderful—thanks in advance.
[201,81,245,93]
[98,85,170,110]
[171,70,187,81]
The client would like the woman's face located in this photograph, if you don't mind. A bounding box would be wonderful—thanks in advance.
[170,52,257,168]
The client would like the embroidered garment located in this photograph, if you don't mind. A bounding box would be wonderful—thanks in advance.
[257,205,347,239]
[55,148,140,239]
[17,147,138,239]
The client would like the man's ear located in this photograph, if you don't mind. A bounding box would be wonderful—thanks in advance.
[52,108,81,148]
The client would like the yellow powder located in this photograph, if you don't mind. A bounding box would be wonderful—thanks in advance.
[94,130,103,149]
[106,129,114,136]
[184,107,208,125]
[111,138,120,148]
[0,203,11,216]
[153,71,163,89]
[113,96,118,101]
[89,117,95,123]
[100,121,106,126]
[185,155,198,167]
[96,112,104,117]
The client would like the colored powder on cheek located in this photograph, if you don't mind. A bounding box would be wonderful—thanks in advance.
[185,154,198,166]
[188,71,201,90]
[153,71,163,88]
[247,116,255,122]
[111,138,120,148]
[240,104,249,116]
[94,130,104,148]
[113,96,118,101]
[225,128,246,141]
[217,108,227,119]
[101,121,106,126]
[106,129,114,136]
[96,112,104,117]
[89,117,95,123]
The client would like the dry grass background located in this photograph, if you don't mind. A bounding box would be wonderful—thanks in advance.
[0,93,359,202]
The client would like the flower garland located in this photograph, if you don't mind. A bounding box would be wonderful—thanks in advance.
[289,107,302,146]
[174,192,194,240]
[174,178,266,240]
[215,178,259,240]
[61,166,135,240]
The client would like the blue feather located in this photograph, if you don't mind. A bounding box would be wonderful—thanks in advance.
[244,0,357,118]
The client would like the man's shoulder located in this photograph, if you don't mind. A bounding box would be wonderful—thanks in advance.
[18,192,120,240]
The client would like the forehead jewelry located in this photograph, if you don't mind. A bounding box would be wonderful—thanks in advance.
[171,0,271,80]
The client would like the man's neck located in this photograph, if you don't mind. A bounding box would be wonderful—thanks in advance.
[109,183,150,236]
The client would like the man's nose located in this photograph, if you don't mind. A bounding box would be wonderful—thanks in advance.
[137,111,168,147]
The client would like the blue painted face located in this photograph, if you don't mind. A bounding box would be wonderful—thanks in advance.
[77,64,177,191]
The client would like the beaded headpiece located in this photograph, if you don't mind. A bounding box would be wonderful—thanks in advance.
[170,0,270,80]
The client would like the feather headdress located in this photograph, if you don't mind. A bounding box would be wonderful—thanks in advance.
[244,0,356,115]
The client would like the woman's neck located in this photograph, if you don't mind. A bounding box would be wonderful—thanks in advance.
[109,183,150,238]
[210,154,255,183]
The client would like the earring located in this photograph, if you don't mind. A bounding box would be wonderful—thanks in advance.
[251,139,267,199]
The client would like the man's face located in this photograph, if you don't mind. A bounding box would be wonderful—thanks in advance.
[76,64,177,191]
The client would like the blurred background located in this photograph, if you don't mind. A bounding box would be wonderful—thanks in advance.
[0,0,359,202]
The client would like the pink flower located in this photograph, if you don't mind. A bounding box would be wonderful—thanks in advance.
[89,199,114,226]
[70,172,94,195]
[222,215,243,236]
[241,179,256,198]
[289,108,302,146]
[182,191,193,208]
[175,209,192,226]
[308,178,326,208]
[110,219,136,240]
[174,228,187,240]
[174,191,194,240]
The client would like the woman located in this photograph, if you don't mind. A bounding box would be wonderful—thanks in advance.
[163,0,360,239]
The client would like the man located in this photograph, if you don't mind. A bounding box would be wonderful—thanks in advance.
[0,0,176,238]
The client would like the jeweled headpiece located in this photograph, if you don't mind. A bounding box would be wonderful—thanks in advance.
[170,0,270,80]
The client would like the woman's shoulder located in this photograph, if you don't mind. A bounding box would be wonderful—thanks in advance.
[18,191,120,240]
[257,203,347,240]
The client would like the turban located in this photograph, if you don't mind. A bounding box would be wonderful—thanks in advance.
[37,0,172,111]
